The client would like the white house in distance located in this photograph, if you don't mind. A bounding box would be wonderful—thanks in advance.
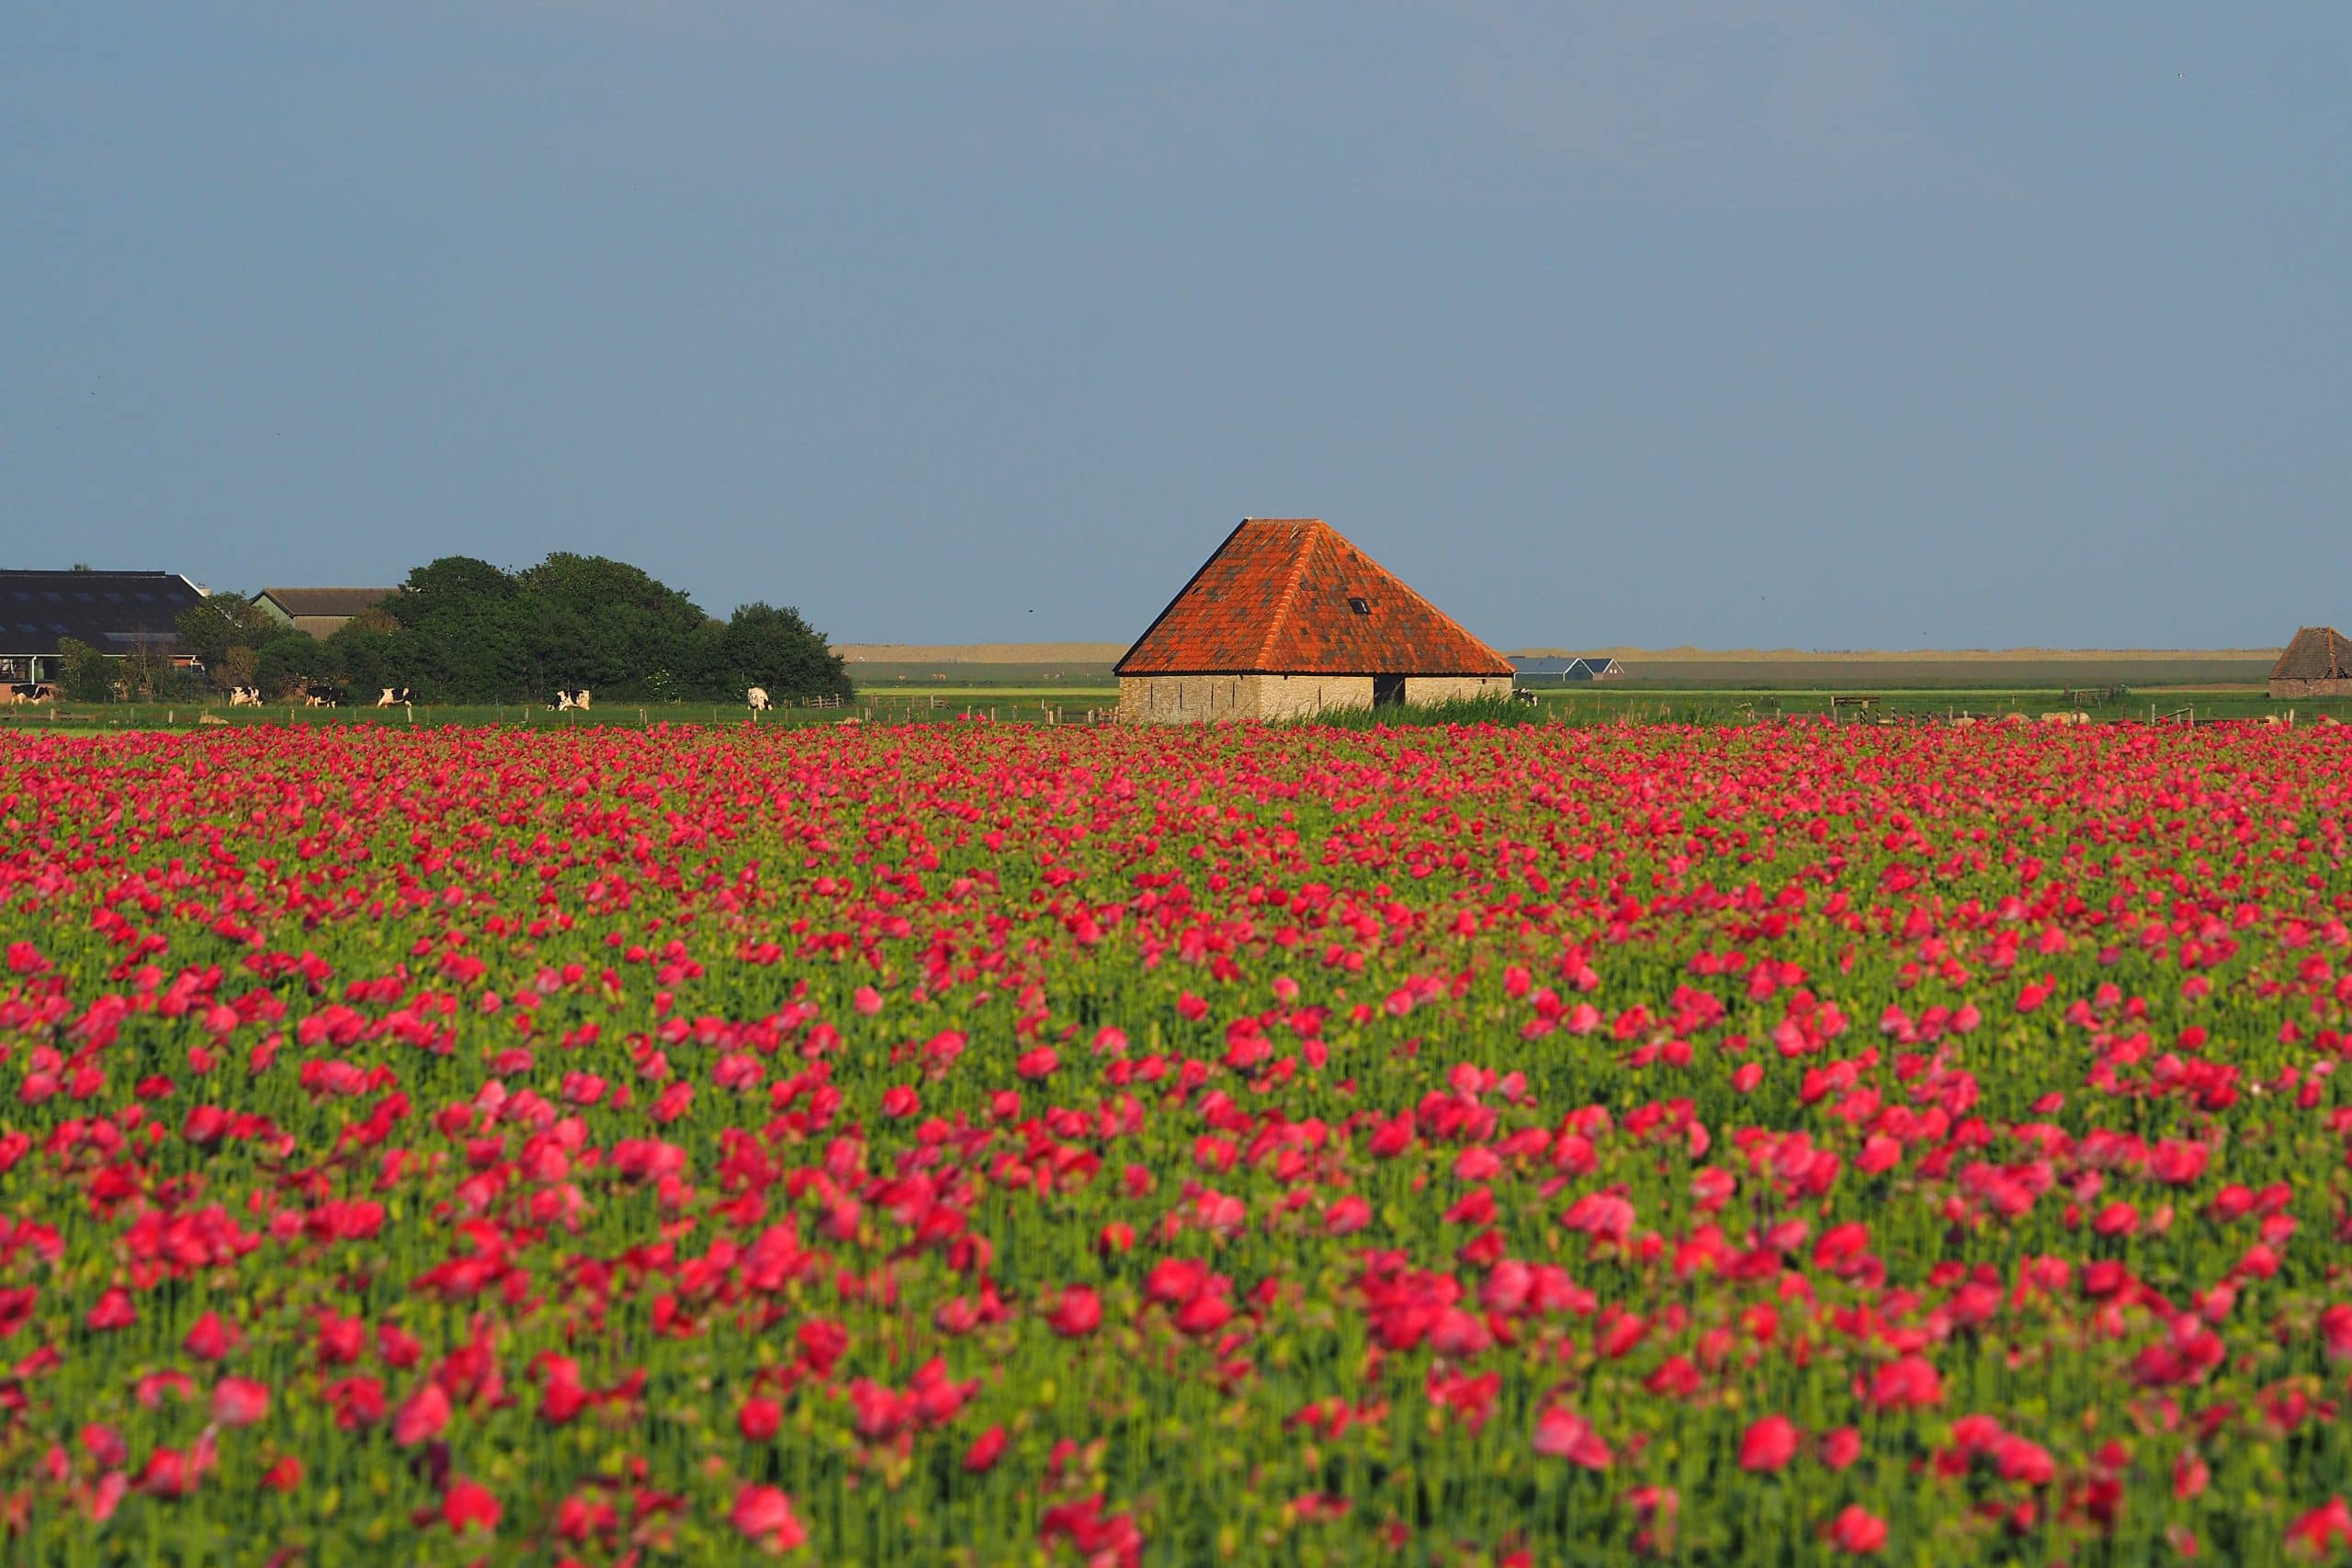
[1510,655,1625,686]
[1115,518,1514,723]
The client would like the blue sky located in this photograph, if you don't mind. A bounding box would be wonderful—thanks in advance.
[5,5,2346,649]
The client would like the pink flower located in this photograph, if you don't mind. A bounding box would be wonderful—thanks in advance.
[1826,1505,1889,1554]
[1533,1407,1612,1470]
[2319,1304,2352,1361]
[731,1484,808,1552]
[210,1377,270,1427]
[964,1424,1008,1472]
[1046,1285,1102,1338]
[1739,1415,1800,1473]
[2290,1497,2352,1559]
[183,1310,239,1362]
[393,1382,451,1446]
[85,1288,136,1332]
[444,1478,500,1534]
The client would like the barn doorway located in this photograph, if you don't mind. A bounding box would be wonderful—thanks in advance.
[1373,674,1406,708]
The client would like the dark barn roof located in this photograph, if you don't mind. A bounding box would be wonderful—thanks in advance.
[2271,626,2352,683]
[256,587,397,618]
[0,570,205,659]
[1117,519,1513,677]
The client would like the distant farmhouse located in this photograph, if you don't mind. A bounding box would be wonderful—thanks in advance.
[2269,626,2352,698]
[1510,655,1625,687]
[254,587,399,639]
[0,569,205,685]
[1115,518,1513,723]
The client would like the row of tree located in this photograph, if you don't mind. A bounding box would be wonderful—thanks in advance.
[163,553,851,705]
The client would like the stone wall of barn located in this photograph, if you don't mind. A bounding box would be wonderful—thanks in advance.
[1119,674,1379,723]
[1405,675,1513,705]
[1120,674,1513,722]
[2269,678,2352,698]
[1246,674,1376,721]
[1119,675,1250,724]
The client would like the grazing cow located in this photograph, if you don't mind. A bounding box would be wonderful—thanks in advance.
[747,687,771,712]
[554,690,575,711]
[2038,711,2090,727]
[227,686,261,706]
[375,687,413,707]
[1511,689,1538,705]
[303,685,344,708]
[5,682,54,705]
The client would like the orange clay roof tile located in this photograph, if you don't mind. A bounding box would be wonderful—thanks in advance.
[1116,519,1514,677]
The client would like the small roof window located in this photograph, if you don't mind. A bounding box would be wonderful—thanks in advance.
[1348,596,1371,615]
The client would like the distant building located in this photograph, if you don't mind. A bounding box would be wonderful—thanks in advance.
[0,569,206,683]
[254,587,399,639]
[1511,655,1626,686]
[2268,626,2352,698]
[1115,518,1514,723]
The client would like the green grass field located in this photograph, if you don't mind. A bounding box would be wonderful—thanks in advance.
[0,694,1108,735]
[6,676,2325,735]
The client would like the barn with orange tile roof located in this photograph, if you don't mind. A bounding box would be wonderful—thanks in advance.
[1115,519,1514,723]
[2269,626,2352,698]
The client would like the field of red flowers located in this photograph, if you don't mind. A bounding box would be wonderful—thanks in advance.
[4,719,2352,1564]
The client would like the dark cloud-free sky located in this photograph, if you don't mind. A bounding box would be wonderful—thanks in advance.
[6,4,2347,648]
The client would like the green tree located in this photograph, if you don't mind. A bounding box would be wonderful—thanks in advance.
[355,551,845,704]
[175,592,280,684]
[328,607,409,698]
[722,602,852,703]
[256,634,342,697]
[215,645,261,694]
[55,638,115,702]
[384,557,523,700]
[513,553,716,700]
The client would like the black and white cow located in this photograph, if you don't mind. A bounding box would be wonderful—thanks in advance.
[302,685,345,708]
[375,687,413,707]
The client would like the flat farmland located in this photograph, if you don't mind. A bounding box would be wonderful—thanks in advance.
[842,645,2281,694]
[847,661,1119,688]
[839,643,1123,690]
[1601,658,2272,691]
